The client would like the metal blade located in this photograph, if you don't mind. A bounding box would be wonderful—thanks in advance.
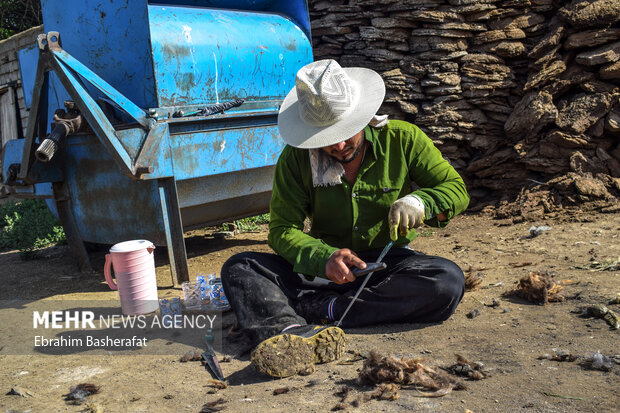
[335,240,394,327]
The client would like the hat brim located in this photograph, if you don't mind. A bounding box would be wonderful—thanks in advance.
[277,67,386,149]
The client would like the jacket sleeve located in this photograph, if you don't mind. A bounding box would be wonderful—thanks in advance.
[406,125,470,228]
[268,147,338,277]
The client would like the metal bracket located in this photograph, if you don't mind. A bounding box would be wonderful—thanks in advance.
[20,31,155,182]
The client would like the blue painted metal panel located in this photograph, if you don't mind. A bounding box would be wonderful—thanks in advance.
[17,44,38,109]
[2,139,24,181]
[148,0,312,38]
[148,5,312,107]
[169,125,283,180]
[63,135,167,245]
[41,0,157,109]
[17,44,68,131]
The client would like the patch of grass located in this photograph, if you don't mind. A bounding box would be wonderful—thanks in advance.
[0,199,66,258]
[234,213,270,233]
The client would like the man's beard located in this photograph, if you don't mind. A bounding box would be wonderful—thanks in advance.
[325,144,363,164]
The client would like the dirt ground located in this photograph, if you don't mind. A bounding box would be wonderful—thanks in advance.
[0,206,619,412]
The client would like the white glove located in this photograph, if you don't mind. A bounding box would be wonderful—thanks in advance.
[389,195,426,241]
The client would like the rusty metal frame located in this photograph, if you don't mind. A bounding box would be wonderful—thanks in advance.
[52,182,92,272]
[158,177,189,286]
[20,32,153,180]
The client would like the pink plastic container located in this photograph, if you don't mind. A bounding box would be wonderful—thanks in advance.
[104,240,159,315]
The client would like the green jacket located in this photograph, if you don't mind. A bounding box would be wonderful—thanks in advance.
[268,120,469,278]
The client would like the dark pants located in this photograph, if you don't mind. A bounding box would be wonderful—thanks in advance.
[221,248,465,346]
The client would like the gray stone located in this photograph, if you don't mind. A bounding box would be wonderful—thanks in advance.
[579,80,619,94]
[492,41,527,58]
[343,41,367,50]
[312,26,353,36]
[398,100,419,115]
[426,72,462,85]
[505,91,558,139]
[556,93,614,134]
[462,79,517,89]
[311,14,341,29]
[424,61,461,73]
[575,41,620,66]
[558,0,620,29]
[527,19,565,59]
[360,27,409,42]
[564,28,620,49]
[416,51,468,61]
[407,10,460,23]
[371,17,417,28]
[411,28,474,38]
[463,88,511,99]
[361,48,405,61]
[456,4,497,17]
[448,0,501,5]
[390,42,410,52]
[479,102,513,114]
[524,60,567,91]
[473,30,508,44]
[313,45,342,57]
[600,61,620,80]
[460,53,505,64]
[473,28,526,45]
[589,117,606,137]
[547,130,594,148]
[488,13,546,30]
[530,45,562,70]
[425,85,463,96]
[502,0,533,7]
[433,22,488,31]
[606,109,620,132]
[410,36,468,53]
[386,0,445,12]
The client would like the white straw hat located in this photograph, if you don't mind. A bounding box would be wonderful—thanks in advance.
[277,59,386,149]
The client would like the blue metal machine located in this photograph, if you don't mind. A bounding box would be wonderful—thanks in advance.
[1,0,312,284]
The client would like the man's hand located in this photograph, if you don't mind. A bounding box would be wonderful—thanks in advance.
[325,249,366,284]
[389,195,426,241]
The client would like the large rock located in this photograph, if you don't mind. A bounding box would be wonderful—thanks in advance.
[543,65,595,97]
[371,17,417,29]
[406,10,460,23]
[473,28,526,44]
[547,130,594,149]
[558,0,620,29]
[564,28,620,49]
[527,18,565,59]
[575,41,620,66]
[492,41,527,58]
[524,60,567,91]
[505,91,558,139]
[488,13,546,30]
[600,61,620,79]
[410,36,468,53]
[606,109,620,132]
[411,28,474,38]
[556,93,615,133]
[360,27,409,42]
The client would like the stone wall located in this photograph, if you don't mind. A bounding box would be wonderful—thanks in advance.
[309,0,620,210]
[0,25,44,136]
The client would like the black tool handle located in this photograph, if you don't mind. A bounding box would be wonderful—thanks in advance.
[351,262,387,277]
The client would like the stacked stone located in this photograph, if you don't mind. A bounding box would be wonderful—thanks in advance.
[309,0,620,208]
